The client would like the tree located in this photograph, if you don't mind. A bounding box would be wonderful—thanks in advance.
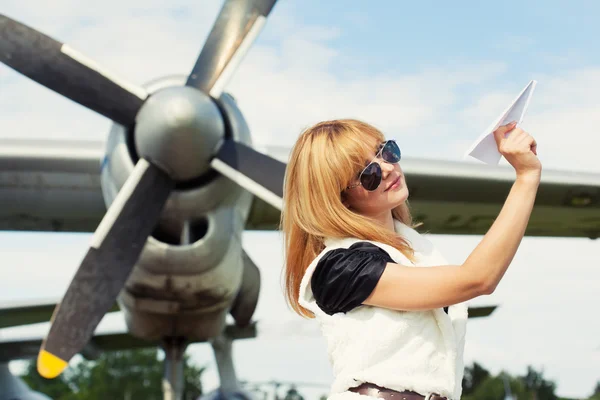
[463,362,491,396]
[283,386,305,400]
[21,361,77,400]
[521,366,557,400]
[461,363,559,400]
[462,373,529,400]
[20,348,205,400]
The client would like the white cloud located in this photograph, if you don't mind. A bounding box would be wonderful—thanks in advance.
[0,0,507,151]
[457,69,600,172]
[3,0,600,177]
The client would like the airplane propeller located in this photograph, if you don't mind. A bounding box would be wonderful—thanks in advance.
[0,14,148,127]
[0,0,282,379]
[186,0,277,97]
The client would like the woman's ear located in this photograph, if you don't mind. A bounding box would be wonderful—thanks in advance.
[341,193,350,208]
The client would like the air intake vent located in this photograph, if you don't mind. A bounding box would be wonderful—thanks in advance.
[151,217,209,245]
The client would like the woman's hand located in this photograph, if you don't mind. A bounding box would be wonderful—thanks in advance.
[493,121,541,182]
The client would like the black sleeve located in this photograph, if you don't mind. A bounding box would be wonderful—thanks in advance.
[310,242,394,315]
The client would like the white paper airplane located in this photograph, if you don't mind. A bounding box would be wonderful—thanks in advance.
[465,80,537,164]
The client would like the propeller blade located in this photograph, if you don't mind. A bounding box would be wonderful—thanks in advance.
[468,305,498,318]
[211,140,284,210]
[186,0,277,97]
[37,159,174,378]
[0,14,147,126]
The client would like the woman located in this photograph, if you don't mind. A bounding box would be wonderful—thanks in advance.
[280,119,540,400]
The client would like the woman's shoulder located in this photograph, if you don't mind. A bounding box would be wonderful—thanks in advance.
[323,241,393,258]
[309,241,395,316]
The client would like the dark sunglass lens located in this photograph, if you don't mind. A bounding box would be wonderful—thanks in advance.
[382,141,401,163]
[360,163,382,191]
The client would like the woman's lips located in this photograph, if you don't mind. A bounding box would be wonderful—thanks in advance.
[385,175,401,191]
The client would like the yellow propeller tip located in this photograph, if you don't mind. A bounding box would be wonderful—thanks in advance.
[37,350,67,379]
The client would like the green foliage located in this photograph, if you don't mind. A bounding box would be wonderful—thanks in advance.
[283,386,305,400]
[463,362,491,397]
[21,361,77,400]
[19,355,600,400]
[20,348,204,400]
[462,363,562,400]
[462,373,528,400]
[522,366,558,400]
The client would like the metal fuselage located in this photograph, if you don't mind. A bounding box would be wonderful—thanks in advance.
[0,364,51,400]
[101,75,257,342]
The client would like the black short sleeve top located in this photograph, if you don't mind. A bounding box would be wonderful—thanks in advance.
[310,242,392,316]
[310,242,449,316]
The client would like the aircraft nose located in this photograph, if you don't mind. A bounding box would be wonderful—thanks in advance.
[134,86,225,182]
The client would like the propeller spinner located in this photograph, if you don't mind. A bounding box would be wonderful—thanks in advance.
[0,0,284,378]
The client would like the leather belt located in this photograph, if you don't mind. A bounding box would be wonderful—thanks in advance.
[349,383,448,400]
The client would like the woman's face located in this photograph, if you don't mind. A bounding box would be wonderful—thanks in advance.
[343,145,409,218]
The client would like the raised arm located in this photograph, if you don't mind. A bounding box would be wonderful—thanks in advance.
[364,122,541,311]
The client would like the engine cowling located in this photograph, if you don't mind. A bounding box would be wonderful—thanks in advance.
[99,75,257,341]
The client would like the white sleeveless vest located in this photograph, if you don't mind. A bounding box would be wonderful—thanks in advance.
[299,220,468,400]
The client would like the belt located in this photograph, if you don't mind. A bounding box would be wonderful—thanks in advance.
[349,383,448,400]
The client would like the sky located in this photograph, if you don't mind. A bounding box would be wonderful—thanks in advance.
[1,0,599,398]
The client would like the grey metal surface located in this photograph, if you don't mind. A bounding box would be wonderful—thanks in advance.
[134,86,224,181]
[0,138,104,173]
[91,76,256,343]
[2,138,600,238]
[0,364,51,400]
[467,306,497,319]
[185,0,278,95]
[247,153,600,238]
[42,161,174,362]
[0,298,118,329]
[162,338,186,400]
[210,334,242,395]
[402,157,600,238]
[0,321,257,362]
[102,75,245,242]
[0,139,105,232]
[118,216,246,341]
[229,250,261,327]
[213,140,286,201]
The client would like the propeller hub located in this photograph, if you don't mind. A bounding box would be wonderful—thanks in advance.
[134,86,224,182]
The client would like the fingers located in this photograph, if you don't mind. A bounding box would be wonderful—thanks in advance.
[522,135,537,156]
[500,128,538,156]
[508,127,526,142]
[493,121,517,146]
[513,130,531,147]
[494,122,539,157]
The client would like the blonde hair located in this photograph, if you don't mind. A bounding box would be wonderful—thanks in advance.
[280,119,415,318]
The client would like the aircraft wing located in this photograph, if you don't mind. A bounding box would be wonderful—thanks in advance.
[0,138,105,232]
[248,146,600,238]
[0,313,257,362]
[2,140,600,238]
[0,326,152,362]
[0,298,120,329]
[467,305,497,318]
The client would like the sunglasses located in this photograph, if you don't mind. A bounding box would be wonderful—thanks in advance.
[347,140,401,192]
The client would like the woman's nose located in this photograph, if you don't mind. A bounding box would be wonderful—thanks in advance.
[380,160,395,178]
